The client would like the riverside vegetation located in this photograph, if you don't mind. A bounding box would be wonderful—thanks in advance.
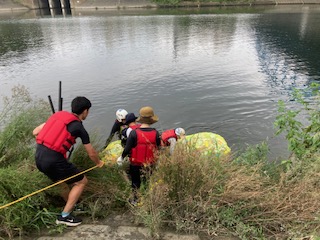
[150,0,251,5]
[0,84,319,239]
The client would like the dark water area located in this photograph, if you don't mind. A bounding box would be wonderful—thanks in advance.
[0,5,319,159]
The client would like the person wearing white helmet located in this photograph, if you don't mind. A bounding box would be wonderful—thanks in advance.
[104,109,128,148]
[161,127,186,155]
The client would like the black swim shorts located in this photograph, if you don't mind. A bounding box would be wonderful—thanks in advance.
[35,144,84,184]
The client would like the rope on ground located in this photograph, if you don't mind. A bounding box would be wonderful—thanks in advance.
[0,165,99,210]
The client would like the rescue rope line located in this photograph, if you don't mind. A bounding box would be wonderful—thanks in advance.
[0,165,98,210]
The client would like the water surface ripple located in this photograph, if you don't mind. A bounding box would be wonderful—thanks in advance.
[1,6,320,159]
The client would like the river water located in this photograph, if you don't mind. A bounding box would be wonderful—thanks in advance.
[0,5,319,159]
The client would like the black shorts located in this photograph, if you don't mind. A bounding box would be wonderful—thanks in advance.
[35,144,84,184]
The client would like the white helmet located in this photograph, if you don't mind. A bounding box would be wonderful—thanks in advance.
[175,128,185,136]
[116,109,128,122]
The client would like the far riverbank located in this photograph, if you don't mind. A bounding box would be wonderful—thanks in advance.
[0,0,320,11]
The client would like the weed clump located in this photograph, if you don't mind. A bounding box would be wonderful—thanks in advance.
[134,143,320,239]
[0,86,56,238]
[0,85,50,167]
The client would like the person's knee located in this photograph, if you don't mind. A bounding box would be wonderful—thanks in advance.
[75,175,88,186]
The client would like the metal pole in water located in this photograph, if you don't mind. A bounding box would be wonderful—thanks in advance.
[48,95,55,114]
[59,81,62,111]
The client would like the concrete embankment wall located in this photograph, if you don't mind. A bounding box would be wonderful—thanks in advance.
[70,0,157,9]
[0,0,154,10]
[0,0,31,10]
[0,0,320,11]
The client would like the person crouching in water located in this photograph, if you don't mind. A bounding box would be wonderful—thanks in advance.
[33,96,104,226]
[104,108,128,148]
[117,106,161,205]
[161,128,186,155]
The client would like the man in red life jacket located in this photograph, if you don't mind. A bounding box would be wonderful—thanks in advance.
[161,128,186,155]
[117,106,161,205]
[33,96,104,226]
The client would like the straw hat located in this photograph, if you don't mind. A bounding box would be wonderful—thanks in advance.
[136,106,159,124]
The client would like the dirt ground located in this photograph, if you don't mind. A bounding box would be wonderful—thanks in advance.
[35,212,200,240]
[15,210,238,240]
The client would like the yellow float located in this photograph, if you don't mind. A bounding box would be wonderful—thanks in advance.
[184,132,231,157]
[101,132,231,164]
[101,140,123,164]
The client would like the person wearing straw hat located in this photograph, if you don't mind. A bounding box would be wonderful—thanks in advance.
[33,96,104,226]
[117,106,161,205]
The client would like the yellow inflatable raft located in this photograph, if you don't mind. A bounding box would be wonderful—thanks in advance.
[101,140,124,165]
[101,132,230,164]
[184,132,231,157]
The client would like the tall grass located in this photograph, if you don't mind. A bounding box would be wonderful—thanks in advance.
[133,143,320,239]
[70,140,131,218]
[0,165,55,238]
[1,85,320,239]
[0,85,50,167]
[133,85,320,239]
[0,86,57,238]
[0,86,129,239]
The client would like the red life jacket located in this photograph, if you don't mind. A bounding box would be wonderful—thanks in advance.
[125,123,141,138]
[36,111,80,158]
[130,123,141,131]
[130,128,158,166]
[161,129,177,146]
[121,124,141,147]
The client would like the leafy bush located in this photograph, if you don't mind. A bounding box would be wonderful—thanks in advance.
[274,83,320,159]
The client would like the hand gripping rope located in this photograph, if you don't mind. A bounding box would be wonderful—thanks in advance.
[0,165,98,210]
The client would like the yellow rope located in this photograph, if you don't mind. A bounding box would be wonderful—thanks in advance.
[0,165,98,210]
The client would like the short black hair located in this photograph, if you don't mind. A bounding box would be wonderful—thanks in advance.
[71,96,92,114]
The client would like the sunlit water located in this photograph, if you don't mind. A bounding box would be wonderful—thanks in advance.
[1,6,320,159]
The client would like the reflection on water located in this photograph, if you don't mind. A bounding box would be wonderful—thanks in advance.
[0,6,319,159]
[254,8,320,85]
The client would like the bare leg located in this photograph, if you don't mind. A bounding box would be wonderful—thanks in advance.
[62,176,88,213]
[60,183,70,202]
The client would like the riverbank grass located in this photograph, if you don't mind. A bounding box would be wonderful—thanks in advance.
[0,86,130,238]
[0,85,320,239]
[133,143,320,239]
